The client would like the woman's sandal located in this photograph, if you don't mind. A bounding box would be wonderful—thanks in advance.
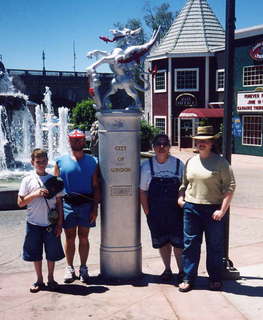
[47,280,59,291]
[30,282,46,293]
[209,281,222,291]
[178,280,193,292]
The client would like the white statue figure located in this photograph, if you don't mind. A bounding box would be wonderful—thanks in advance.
[86,26,160,110]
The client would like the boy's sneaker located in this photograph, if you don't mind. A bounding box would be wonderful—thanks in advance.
[64,266,77,283]
[79,265,89,283]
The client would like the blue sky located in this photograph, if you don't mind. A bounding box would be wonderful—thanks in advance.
[1,0,263,73]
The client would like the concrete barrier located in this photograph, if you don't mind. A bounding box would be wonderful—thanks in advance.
[0,189,22,210]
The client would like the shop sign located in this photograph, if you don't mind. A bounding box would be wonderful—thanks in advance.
[249,41,263,61]
[237,92,263,112]
[232,117,242,137]
[175,93,197,107]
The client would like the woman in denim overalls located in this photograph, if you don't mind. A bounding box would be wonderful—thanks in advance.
[140,134,184,281]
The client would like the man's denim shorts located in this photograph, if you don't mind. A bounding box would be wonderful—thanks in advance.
[63,202,96,229]
[23,222,65,262]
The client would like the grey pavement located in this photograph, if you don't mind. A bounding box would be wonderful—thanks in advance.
[0,149,263,320]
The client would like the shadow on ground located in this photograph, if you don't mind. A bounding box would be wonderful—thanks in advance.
[45,284,109,296]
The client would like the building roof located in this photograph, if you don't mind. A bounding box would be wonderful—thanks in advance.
[149,0,225,59]
[179,108,224,118]
[235,24,263,40]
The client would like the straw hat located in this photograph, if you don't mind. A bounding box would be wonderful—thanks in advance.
[192,126,218,140]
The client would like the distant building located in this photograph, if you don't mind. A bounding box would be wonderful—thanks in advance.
[145,0,263,156]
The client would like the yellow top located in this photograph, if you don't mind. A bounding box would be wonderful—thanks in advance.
[179,154,236,204]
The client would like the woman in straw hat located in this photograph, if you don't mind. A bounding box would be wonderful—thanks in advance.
[140,134,185,282]
[177,126,236,292]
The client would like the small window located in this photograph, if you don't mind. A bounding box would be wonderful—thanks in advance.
[216,69,224,91]
[154,70,167,93]
[243,65,263,87]
[242,115,262,146]
[174,68,199,92]
[154,116,166,134]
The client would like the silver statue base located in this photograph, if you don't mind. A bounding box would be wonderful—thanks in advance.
[97,110,142,280]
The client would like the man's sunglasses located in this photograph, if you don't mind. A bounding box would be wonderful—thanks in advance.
[154,142,170,147]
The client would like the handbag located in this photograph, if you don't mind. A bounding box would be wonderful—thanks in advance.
[64,193,94,206]
[46,202,59,225]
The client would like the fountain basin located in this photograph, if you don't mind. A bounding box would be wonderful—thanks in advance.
[0,175,24,210]
[0,94,27,110]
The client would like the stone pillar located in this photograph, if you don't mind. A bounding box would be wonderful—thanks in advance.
[97,110,142,280]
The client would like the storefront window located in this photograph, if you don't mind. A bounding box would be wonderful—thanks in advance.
[243,65,263,87]
[174,68,199,91]
[154,116,166,134]
[216,69,224,91]
[242,115,262,146]
[154,70,166,92]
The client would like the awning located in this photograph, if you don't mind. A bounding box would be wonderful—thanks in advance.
[179,108,224,118]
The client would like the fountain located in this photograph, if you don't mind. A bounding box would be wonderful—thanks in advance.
[0,62,70,180]
[0,62,71,209]
[0,61,34,176]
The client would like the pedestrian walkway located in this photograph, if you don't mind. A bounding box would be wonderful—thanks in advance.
[0,150,262,320]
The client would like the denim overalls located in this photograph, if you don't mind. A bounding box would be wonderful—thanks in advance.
[147,157,183,249]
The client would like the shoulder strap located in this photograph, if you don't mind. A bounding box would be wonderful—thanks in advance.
[34,174,51,210]
[175,158,180,175]
[149,157,155,176]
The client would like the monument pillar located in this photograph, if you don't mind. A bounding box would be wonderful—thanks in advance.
[97,110,142,280]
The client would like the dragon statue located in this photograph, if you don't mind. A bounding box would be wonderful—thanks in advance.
[86,26,160,110]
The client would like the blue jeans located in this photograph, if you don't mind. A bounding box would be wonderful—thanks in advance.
[182,202,225,283]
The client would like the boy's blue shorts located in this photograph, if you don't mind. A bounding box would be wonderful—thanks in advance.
[23,222,65,262]
[63,202,96,229]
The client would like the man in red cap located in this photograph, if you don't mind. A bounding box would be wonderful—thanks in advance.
[54,129,100,283]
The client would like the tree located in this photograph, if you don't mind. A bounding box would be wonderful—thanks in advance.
[141,120,160,151]
[113,2,176,44]
[70,99,96,131]
[143,2,176,39]
[113,18,147,49]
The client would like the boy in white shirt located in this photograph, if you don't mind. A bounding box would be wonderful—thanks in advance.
[18,149,65,293]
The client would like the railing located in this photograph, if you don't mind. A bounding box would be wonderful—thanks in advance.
[7,69,112,78]
[7,69,88,77]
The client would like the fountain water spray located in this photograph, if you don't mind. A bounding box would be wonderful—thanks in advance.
[0,105,8,171]
[0,64,71,179]
[58,107,70,156]
[35,105,43,149]
[43,87,55,161]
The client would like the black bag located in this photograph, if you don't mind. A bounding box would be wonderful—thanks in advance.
[44,176,64,199]
[48,208,59,225]
[64,193,94,206]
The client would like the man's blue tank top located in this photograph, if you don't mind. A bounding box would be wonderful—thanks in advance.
[56,154,97,194]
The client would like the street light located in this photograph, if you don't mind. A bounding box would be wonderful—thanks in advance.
[222,0,240,280]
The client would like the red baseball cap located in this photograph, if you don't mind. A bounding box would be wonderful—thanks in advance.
[68,129,85,139]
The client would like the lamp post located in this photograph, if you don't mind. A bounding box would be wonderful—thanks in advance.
[222,0,240,280]
[42,50,46,75]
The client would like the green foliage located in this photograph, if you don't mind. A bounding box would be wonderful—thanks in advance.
[113,19,146,49]
[141,120,160,151]
[70,99,96,131]
[143,2,176,39]
[114,2,176,43]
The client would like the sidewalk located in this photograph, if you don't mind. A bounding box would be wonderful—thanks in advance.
[0,150,263,320]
